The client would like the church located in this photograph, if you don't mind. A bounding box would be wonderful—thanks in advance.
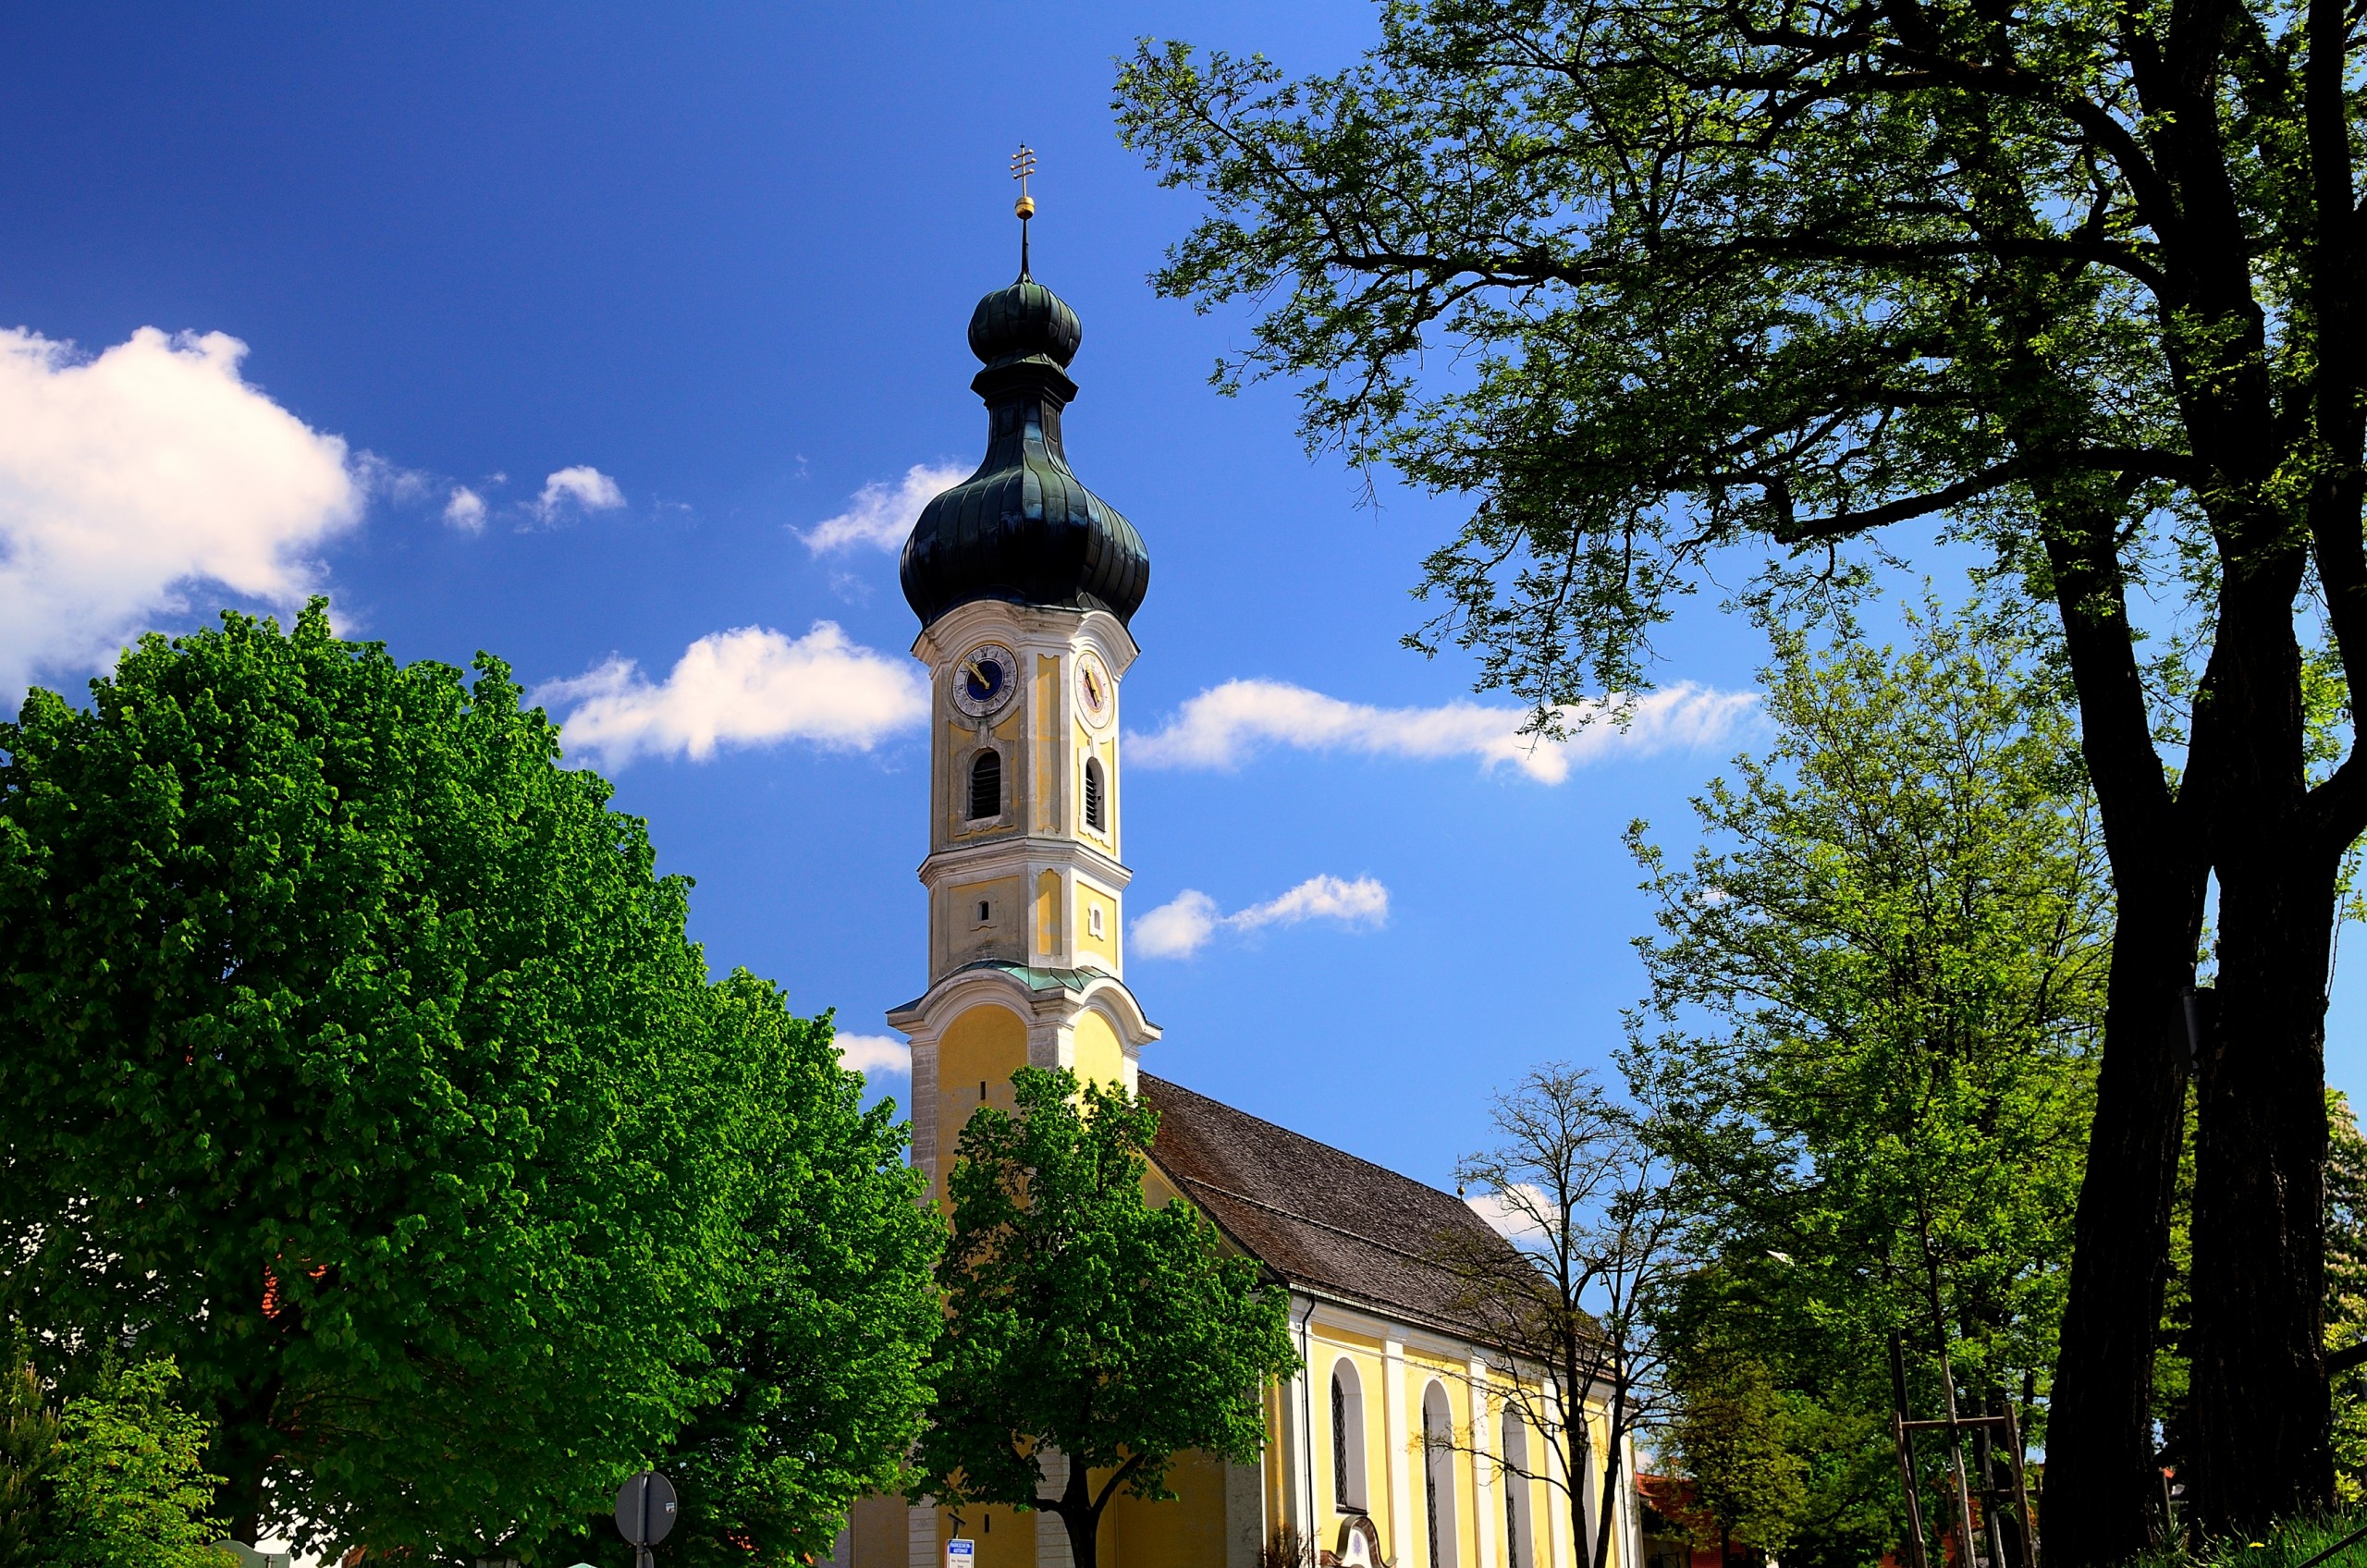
[831,199,1642,1568]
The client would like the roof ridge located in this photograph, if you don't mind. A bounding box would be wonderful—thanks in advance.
[1138,1072,1472,1212]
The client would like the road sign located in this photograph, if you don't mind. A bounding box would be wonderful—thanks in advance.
[947,1537,975,1568]
[615,1471,680,1546]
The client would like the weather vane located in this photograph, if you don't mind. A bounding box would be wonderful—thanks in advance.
[1011,143,1036,277]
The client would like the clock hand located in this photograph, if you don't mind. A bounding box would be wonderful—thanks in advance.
[962,660,992,690]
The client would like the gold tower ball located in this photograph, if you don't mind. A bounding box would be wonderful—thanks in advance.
[1014,193,1036,219]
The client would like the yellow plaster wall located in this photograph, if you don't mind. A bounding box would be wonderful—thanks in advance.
[1072,1009,1126,1091]
[935,1003,1029,1197]
[1110,1451,1229,1568]
[846,1492,908,1568]
[942,875,1023,973]
[1074,884,1119,969]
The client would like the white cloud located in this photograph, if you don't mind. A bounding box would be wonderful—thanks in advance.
[534,465,625,522]
[0,326,361,696]
[534,620,927,767]
[443,486,487,532]
[1134,875,1391,960]
[1129,680,1759,784]
[836,1033,911,1076]
[798,462,968,554]
[1467,1183,1558,1243]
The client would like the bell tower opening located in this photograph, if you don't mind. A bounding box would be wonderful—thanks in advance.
[968,750,1001,820]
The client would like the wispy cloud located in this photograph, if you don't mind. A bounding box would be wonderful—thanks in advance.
[836,1033,911,1077]
[0,325,361,696]
[533,465,625,523]
[443,486,487,532]
[1129,680,1759,785]
[1134,875,1391,960]
[533,621,927,768]
[798,462,967,554]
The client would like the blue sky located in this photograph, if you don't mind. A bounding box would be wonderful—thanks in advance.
[5,3,2360,1194]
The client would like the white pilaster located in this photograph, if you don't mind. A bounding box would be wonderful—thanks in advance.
[1469,1359,1497,1568]
[1383,1340,1413,1566]
[1036,1452,1073,1568]
[909,1503,938,1568]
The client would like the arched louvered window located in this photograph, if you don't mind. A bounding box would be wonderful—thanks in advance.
[1084,756,1105,832]
[968,750,1001,821]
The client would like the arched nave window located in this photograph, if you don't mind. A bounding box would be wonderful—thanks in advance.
[1424,1381,1459,1568]
[1502,1409,1533,1568]
[968,750,1001,821]
[1331,1359,1367,1512]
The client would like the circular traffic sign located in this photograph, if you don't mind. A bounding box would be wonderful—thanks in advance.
[614,1471,679,1546]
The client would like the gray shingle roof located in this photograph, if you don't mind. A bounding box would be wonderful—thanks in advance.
[1139,1072,1513,1339]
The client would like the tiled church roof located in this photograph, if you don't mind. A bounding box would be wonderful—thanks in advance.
[1139,1072,1514,1339]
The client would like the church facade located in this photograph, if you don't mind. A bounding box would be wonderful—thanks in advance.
[834,229,1640,1568]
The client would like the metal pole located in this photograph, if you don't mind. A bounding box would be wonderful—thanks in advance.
[1890,1335,1931,1568]
[2003,1402,2036,1568]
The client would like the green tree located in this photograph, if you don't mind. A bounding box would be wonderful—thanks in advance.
[0,605,940,1564]
[0,1349,59,1568]
[1116,0,2365,1544]
[1625,606,2104,1565]
[1666,1350,1806,1566]
[914,1068,1298,1568]
[645,983,943,1568]
[43,1361,231,1568]
[2327,1092,2367,1503]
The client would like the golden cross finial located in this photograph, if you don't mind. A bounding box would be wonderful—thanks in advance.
[1011,144,1037,219]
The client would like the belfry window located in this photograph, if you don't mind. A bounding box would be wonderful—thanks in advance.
[969,750,1001,820]
[1084,757,1105,832]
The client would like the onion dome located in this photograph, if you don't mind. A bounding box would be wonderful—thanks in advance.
[900,269,1149,631]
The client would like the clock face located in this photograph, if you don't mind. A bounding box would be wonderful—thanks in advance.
[951,643,1020,718]
[1076,653,1112,727]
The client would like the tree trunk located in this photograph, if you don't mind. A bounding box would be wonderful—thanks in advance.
[206,1375,281,1547]
[2186,833,2338,1532]
[1056,1454,1106,1568]
[2037,519,2208,1568]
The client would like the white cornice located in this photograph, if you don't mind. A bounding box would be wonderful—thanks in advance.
[913,600,1141,676]
[915,836,1133,890]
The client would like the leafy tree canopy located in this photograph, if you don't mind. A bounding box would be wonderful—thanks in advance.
[914,1068,1298,1568]
[0,1348,231,1568]
[0,604,940,1564]
[1118,0,2364,1539]
[1628,605,2106,1565]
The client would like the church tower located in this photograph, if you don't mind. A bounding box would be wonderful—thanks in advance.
[886,210,1159,1200]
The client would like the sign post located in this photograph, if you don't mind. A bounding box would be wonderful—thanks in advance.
[614,1471,680,1568]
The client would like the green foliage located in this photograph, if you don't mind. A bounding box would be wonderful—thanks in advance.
[43,1361,230,1568]
[1666,1351,1806,1557]
[1627,606,2107,1564]
[1114,0,2354,728]
[2328,1095,2367,1506]
[0,604,941,1565]
[915,1068,1298,1568]
[644,982,942,1568]
[0,1351,59,1568]
[2120,1506,2367,1568]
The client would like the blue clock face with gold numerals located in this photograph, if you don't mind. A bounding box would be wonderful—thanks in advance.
[951,643,1019,718]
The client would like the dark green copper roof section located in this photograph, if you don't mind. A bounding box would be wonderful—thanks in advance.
[900,270,1150,631]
